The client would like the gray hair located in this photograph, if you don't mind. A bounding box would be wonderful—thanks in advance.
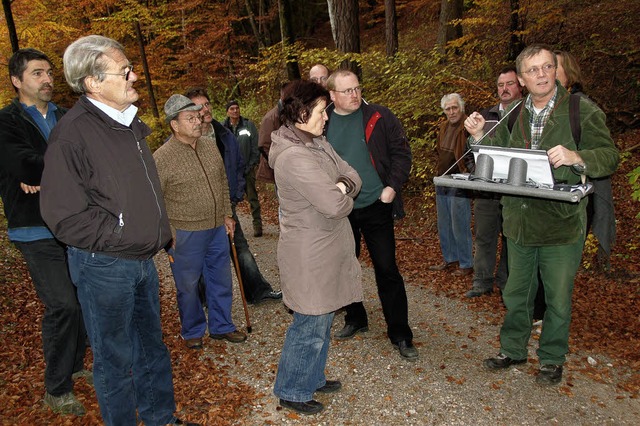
[63,35,125,94]
[440,93,465,113]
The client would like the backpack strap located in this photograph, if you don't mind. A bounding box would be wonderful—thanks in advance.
[507,102,523,132]
[569,93,582,146]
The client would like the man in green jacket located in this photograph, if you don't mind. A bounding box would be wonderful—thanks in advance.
[464,44,619,385]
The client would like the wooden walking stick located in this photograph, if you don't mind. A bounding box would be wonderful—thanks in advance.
[229,236,252,333]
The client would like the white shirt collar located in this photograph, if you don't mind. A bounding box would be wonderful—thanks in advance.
[87,97,138,126]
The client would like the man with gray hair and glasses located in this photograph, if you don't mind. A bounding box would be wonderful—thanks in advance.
[464,43,618,386]
[40,35,198,425]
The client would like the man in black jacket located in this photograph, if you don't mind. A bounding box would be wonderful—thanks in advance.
[40,36,196,425]
[0,48,88,416]
[325,70,417,360]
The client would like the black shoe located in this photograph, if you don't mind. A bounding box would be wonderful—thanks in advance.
[170,419,200,425]
[316,380,342,393]
[465,287,492,298]
[334,324,368,340]
[279,399,324,415]
[484,353,527,369]
[394,340,419,360]
[536,364,563,385]
[253,290,282,304]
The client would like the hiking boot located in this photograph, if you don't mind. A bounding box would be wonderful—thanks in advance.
[71,369,94,385]
[484,353,527,369]
[536,364,563,385]
[44,391,86,416]
[466,287,492,298]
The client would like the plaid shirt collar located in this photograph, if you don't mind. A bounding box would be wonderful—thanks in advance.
[524,86,558,149]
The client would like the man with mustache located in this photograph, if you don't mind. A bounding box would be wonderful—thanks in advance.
[466,66,523,298]
[0,48,88,416]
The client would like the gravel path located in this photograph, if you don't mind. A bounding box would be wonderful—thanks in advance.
[155,212,640,425]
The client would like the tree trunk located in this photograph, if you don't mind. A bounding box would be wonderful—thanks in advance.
[436,0,463,52]
[278,0,301,81]
[508,0,525,61]
[327,0,361,74]
[2,0,19,53]
[245,0,266,49]
[134,22,159,118]
[385,0,398,57]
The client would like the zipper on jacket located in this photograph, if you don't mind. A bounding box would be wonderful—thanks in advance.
[113,125,166,249]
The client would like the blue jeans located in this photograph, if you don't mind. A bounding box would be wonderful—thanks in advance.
[231,205,273,302]
[499,238,583,365]
[14,239,86,396]
[343,200,413,344]
[435,186,473,269]
[169,227,235,338]
[274,312,335,402]
[67,247,175,426]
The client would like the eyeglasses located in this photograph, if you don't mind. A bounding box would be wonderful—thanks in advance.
[102,65,134,81]
[523,64,555,77]
[310,76,328,83]
[333,86,362,96]
[181,115,203,124]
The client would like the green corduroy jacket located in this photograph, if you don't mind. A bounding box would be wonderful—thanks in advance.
[487,83,619,246]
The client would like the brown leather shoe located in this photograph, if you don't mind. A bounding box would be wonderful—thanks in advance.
[210,330,247,343]
[429,261,458,271]
[185,338,203,350]
[452,267,473,276]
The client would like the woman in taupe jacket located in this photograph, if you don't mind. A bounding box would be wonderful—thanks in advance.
[269,80,362,415]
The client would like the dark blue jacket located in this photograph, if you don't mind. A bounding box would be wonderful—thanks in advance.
[211,120,246,203]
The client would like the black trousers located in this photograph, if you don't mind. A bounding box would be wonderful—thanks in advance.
[14,239,86,396]
[343,200,413,344]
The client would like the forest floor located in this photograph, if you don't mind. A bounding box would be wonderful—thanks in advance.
[0,130,638,424]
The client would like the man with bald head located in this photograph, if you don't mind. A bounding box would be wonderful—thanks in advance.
[309,64,330,88]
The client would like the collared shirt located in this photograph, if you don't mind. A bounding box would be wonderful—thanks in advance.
[87,97,138,126]
[524,87,558,149]
[22,102,58,140]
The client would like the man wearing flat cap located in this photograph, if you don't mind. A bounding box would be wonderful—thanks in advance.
[154,94,247,350]
[223,100,263,237]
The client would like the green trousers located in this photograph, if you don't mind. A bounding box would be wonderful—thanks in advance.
[499,237,584,365]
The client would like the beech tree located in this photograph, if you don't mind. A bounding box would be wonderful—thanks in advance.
[385,0,398,57]
[327,0,360,73]
[436,0,463,52]
[2,0,18,53]
[278,0,301,80]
